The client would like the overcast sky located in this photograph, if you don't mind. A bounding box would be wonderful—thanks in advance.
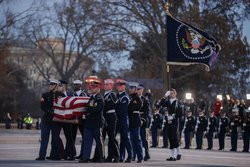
[1,0,249,42]
[1,0,249,74]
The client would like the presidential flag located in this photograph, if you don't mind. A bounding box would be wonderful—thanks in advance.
[166,14,221,71]
[53,96,89,120]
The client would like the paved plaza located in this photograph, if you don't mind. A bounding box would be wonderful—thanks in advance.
[0,129,249,167]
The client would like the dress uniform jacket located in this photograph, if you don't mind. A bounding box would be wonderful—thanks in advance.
[140,96,150,128]
[218,117,229,133]
[184,116,195,132]
[128,93,142,129]
[85,93,104,128]
[196,116,207,132]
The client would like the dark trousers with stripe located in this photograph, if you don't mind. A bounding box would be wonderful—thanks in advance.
[196,130,204,149]
[231,127,238,151]
[243,130,249,152]
[218,131,226,149]
[140,127,150,158]
[118,120,132,161]
[162,126,169,147]
[82,128,104,160]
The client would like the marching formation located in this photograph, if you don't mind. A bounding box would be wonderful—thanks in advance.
[35,77,250,163]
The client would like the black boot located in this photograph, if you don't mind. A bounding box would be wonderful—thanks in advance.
[166,157,176,161]
[176,154,182,160]
[35,157,45,160]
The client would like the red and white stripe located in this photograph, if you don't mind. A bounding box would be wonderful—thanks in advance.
[53,97,90,119]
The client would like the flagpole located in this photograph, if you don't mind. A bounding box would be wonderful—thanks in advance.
[164,2,171,90]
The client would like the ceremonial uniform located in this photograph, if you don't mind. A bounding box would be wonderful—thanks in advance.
[229,114,242,151]
[183,115,195,149]
[159,94,183,161]
[140,95,151,161]
[103,90,119,161]
[242,113,250,152]
[72,88,89,158]
[50,87,75,160]
[195,115,207,149]
[36,79,61,160]
[116,91,133,162]
[128,92,143,162]
[80,93,104,162]
[206,115,217,150]
[150,111,163,147]
[218,116,229,150]
[161,107,169,148]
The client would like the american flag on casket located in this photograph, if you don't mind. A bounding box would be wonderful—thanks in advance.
[53,96,90,120]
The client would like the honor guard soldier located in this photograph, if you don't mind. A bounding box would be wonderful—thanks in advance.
[160,106,169,148]
[79,79,104,163]
[150,106,163,148]
[206,111,217,150]
[195,110,207,149]
[137,84,151,161]
[183,110,195,149]
[160,89,183,161]
[55,80,75,160]
[218,111,229,150]
[102,79,119,162]
[128,82,143,163]
[72,79,89,159]
[242,108,250,152]
[36,79,60,160]
[229,108,242,151]
[116,79,133,163]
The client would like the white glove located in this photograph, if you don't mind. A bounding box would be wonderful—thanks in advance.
[168,116,173,121]
[164,91,171,97]
[82,115,86,120]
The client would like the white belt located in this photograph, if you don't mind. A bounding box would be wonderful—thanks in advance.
[106,109,115,114]
[133,111,140,114]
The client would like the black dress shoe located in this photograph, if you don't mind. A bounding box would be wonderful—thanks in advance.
[230,149,236,152]
[166,157,176,161]
[35,157,45,160]
[242,150,249,152]
[105,157,113,162]
[195,147,201,150]
[67,157,75,161]
[46,156,52,160]
[206,148,211,150]
[90,158,99,162]
[144,155,150,161]
[183,147,189,149]
[176,154,181,160]
[119,159,124,162]
[75,155,82,159]
[79,158,90,163]
[51,157,61,160]
[113,157,119,163]
[125,158,132,163]
[137,160,143,163]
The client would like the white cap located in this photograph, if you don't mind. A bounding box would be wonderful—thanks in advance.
[104,79,114,84]
[49,79,60,85]
[128,82,138,88]
[73,80,83,85]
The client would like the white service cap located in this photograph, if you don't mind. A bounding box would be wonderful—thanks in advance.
[73,80,83,85]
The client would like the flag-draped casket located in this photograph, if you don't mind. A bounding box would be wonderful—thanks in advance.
[53,96,90,123]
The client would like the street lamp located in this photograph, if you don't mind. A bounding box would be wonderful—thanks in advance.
[246,94,250,100]
[217,94,222,101]
[185,93,192,100]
